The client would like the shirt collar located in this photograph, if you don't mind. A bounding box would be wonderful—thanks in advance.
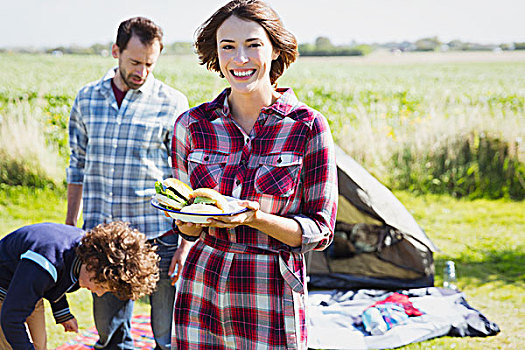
[96,67,155,95]
[204,88,229,116]
[206,87,299,119]
[263,88,299,117]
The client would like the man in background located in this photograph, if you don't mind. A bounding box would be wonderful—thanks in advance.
[66,17,191,350]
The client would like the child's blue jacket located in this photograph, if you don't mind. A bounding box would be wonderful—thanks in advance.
[0,223,84,349]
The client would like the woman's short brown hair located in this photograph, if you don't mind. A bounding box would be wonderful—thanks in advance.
[195,0,298,85]
[76,221,160,300]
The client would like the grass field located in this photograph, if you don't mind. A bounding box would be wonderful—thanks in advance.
[0,51,524,348]
[1,51,524,195]
[1,187,523,349]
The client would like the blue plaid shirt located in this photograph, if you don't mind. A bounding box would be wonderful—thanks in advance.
[67,68,189,238]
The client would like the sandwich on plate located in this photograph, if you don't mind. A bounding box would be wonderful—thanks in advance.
[154,178,229,214]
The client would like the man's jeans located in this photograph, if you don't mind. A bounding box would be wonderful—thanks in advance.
[93,233,178,350]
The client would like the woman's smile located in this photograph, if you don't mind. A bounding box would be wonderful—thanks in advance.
[231,68,256,79]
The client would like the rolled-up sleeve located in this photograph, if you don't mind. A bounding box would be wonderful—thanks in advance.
[289,114,338,253]
[66,94,87,184]
[165,94,189,156]
[171,111,192,184]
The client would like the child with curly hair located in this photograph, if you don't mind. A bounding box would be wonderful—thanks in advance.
[0,221,159,350]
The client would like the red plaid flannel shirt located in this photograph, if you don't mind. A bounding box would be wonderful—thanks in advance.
[171,88,337,349]
[172,87,337,251]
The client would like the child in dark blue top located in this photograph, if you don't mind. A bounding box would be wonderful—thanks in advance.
[0,221,160,350]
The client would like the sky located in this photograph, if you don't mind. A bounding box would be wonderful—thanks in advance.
[2,0,524,48]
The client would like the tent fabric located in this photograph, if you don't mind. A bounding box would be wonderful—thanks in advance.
[307,287,500,350]
[307,146,437,290]
[334,145,438,252]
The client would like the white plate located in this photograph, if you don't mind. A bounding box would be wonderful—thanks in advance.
[151,196,248,224]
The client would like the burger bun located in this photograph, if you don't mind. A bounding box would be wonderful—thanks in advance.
[190,188,228,211]
[180,203,224,214]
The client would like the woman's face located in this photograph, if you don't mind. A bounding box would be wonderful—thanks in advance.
[216,15,279,96]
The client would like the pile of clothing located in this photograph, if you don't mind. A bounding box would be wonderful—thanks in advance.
[361,293,423,335]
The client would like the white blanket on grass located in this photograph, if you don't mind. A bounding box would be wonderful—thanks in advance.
[307,287,480,350]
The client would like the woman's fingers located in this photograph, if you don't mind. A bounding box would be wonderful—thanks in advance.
[238,200,260,211]
[173,200,260,229]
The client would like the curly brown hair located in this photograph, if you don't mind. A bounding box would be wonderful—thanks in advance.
[76,221,160,300]
[195,0,298,85]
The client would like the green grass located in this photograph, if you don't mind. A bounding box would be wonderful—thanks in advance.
[1,187,523,349]
[394,191,524,350]
[42,291,151,348]
[0,184,67,233]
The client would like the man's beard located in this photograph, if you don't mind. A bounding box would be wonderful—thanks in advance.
[119,68,145,90]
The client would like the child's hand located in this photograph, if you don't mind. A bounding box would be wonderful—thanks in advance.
[61,317,79,333]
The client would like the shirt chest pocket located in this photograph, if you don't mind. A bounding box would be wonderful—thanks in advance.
[255,152,303,197]
[128,122,164,158]
[133,122,164,148]
[187,150,229,189]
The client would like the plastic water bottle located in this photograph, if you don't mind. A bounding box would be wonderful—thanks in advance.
[443,260,458,290]
[362,307,388,335]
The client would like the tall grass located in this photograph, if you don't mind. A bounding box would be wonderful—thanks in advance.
[0,99,65,187]
[0,52,524,199]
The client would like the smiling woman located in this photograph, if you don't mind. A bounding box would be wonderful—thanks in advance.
[170,1,338,349]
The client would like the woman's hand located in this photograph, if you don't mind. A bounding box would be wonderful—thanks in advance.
[174,220,203,237]
[204,200,260,229]
[180,199,301,247]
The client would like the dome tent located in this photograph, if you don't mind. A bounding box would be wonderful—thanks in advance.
[307,145,438,290]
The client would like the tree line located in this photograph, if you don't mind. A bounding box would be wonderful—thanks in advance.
[2,37,524,56]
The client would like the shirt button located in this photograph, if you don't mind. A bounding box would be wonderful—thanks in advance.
[111,168,115,172]
[109,192,113,196]
[113,144,118,149]
[236,180,241,185]
[240,160,247,166]
[246,138,250,143]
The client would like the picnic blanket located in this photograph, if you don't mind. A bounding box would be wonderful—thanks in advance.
[55,314,154,350]
[307,287,499,350]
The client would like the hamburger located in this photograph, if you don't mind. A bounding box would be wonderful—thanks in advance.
[180,188,228,214]
[154,179,229,214]
[154,178,193,210]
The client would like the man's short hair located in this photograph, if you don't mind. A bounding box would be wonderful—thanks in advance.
[116,17,164,52]
[76,221,160,300]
